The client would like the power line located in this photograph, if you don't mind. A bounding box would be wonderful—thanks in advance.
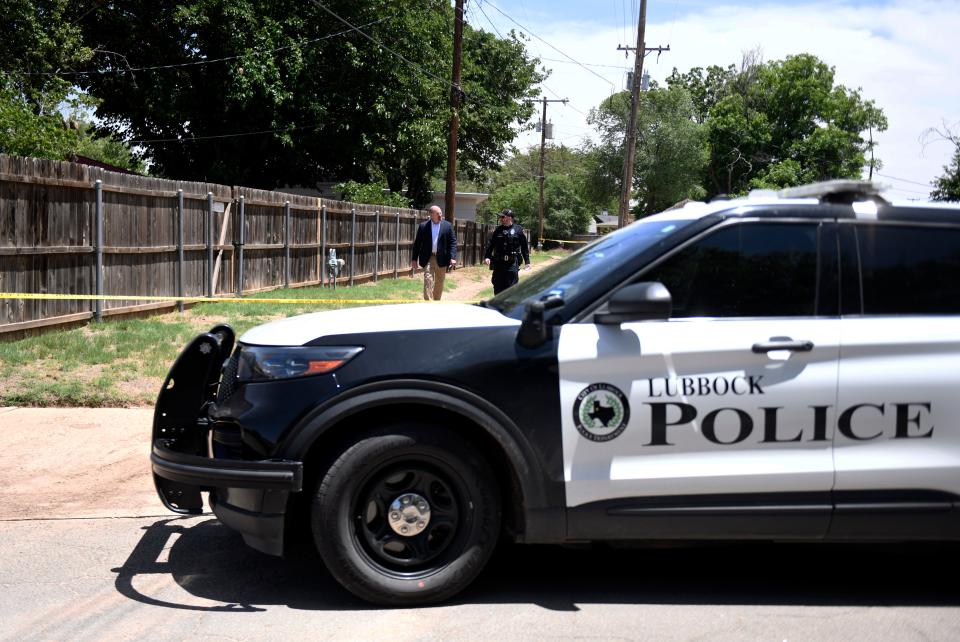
[482,0,616,90]
[308,0,450,89]
[87,2,566,148]
[883,184,931,196]
[540,57,629,70]
[667,0,680,44]
[10,18,389,76]
[475,0,506,40]
[539,83,590,117]
[620,0,627,50]
[875,172,933,188]
[128,124,322,145]
[474,3,592,121]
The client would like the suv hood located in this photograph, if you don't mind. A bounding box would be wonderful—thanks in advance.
[239,302,519,346]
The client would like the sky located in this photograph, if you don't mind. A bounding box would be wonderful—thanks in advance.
[473,0,960,201]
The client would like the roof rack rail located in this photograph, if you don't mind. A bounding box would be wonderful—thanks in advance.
[778,180,888,204]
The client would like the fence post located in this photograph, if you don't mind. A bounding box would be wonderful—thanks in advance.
[236,195,245,297]
[394,210,400,278]
[284,200,291,289]
[320,205,327,287]
[374,209,380,282]
[93,179,103,322]
[176,189,185,312]
[206,192,214,298]
[350,207,356,287]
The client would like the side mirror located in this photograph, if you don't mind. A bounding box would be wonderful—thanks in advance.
[594,282,672,325]
[517,295,564,348]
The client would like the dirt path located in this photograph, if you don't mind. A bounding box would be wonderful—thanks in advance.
[0,407,159,520]
[0,256,566,521]
[443,255,559,302]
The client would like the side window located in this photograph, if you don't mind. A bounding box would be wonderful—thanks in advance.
[643,222,820,318]
[855,225,960,315]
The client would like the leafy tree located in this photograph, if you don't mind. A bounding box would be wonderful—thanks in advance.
[489,144,591,192]
[457,29,545,183]
[585,85,708,217]
[669,53,887,196]
[0,0,91,110]
[479,180,536,225]
[931,149,960,202]
[0,84,78,159]
[0,1,143,170]
[665,64,736,124]
[478,174,591,240]
[73,1,542,204]
[335,180,412,208]
[924,124,960,202]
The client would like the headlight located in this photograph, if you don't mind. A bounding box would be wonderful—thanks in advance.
[236,345,363,381]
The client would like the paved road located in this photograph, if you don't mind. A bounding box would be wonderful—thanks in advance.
[2,514,960,641]
[2,408,960,640]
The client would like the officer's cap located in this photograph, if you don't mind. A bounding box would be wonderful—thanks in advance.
[499,208,514,219]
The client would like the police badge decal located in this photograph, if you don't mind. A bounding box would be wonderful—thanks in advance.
[573,383,630,442]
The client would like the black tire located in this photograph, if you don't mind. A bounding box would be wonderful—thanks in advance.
[311,424,501,606]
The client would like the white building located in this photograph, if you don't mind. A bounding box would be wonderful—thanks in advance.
[429,191,489,222]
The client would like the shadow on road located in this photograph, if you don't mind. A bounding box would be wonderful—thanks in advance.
[113,517,960,612]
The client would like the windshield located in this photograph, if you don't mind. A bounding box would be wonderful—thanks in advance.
[486,216,699,319]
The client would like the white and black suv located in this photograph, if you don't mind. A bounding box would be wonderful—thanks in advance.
[151,181,960,605]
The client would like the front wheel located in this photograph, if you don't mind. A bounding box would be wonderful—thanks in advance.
[311,425,501,605]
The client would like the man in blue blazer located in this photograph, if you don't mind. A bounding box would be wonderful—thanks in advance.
[410,205,458,300]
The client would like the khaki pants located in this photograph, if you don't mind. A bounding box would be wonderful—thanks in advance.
[423,254,446,300]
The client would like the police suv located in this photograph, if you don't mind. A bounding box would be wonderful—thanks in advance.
[152,181,960,605]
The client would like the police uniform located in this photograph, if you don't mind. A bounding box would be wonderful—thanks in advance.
[484,213,530,294]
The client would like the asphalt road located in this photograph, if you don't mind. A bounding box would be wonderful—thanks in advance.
[3,514,960,641]
[2,409,959,640]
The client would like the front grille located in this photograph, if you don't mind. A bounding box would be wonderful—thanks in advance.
[216,349,240,403]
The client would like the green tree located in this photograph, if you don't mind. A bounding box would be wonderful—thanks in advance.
[924,124,960,202]
[931,149,960,202]
[479,174,591,240]
[0,0,91,110]
[585,85,708,216]
[665,64,736,124]
[0,85,78,159]
[479,180,537,225]
[489,144,591,191]
[73,1,542,204]
[0,1,143,171]
[335,180,412,208]
[669,53,887,197]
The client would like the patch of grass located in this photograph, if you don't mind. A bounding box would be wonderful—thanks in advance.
[0,275,436,408]
[531,249,570,264]
[0,256,576,408]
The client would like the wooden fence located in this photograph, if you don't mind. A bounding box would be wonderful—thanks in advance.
[0,154,504,334]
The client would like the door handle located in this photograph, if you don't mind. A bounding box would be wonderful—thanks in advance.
[751,338,814,354]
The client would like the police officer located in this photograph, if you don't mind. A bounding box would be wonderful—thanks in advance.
[483,208,531,294]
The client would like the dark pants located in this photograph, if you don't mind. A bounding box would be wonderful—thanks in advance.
[492,269,519,294]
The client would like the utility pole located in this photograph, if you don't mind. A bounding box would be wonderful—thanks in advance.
[617,0,669,228]
[444,0,465,223]
[537,96,568,248]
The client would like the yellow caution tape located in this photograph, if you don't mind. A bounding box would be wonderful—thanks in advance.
[539,237,589,244]
[0,292,475,305]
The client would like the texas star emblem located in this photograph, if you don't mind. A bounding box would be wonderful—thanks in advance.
[573,383,630,442]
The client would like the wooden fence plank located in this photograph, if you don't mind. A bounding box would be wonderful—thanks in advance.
[0,154,497,331]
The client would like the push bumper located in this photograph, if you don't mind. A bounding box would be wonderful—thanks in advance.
[151,439,302,492]
[151,439,303,555]
[152,324,303,556]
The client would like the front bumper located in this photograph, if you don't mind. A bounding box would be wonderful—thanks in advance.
[151,439,302,493]
[151,324,303,556]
